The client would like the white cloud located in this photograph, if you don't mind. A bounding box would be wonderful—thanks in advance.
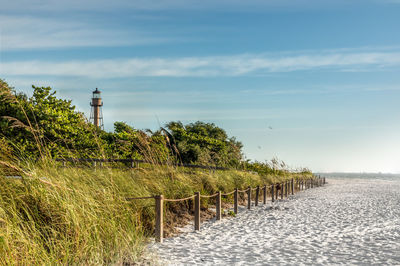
[2,51,400,78]
[0,15,168,50]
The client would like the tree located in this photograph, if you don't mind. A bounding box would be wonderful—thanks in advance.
[165,121,243,167]
[0,81,102,158]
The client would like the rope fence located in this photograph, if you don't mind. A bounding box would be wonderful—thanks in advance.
[221,191,235,196]
[126,175,327,243]
[200,193,219,198]
[164,195,196,202]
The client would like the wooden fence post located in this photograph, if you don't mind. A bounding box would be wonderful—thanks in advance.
[247,186,251,209]
[263,185,267,204]
[324,177,326,185]
[276,184,279,200]
[291,179,294,195]
[255,186,260,206]
[195,192,200,230]
[216,191,222,220]
[285,181,288,197]
[271,184,275,202]
[155,195,164,243]
[234,188,238,214]
[281,183,284,200]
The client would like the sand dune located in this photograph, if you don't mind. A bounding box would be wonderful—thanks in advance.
[149,178,400,265]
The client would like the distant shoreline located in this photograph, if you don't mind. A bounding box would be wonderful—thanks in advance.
[315,172,400,179]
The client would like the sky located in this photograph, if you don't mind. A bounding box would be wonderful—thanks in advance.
[1,0,400,173]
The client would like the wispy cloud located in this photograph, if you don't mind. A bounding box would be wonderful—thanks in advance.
[2,50,400,77]
[0,15,169,50]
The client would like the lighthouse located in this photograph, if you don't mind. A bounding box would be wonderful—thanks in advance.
[90,88,104,129]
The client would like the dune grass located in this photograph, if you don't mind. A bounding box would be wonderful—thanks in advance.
[0,159,311,265]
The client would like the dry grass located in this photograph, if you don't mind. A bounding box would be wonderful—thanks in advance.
[0,159,311,265]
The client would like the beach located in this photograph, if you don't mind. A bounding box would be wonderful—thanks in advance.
[150,177,400,265]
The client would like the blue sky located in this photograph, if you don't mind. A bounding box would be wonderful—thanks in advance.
[1,0,400,173]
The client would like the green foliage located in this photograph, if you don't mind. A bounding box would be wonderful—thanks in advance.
[0,81,242,168]
[0,81,101,158]
[165,121,243,167]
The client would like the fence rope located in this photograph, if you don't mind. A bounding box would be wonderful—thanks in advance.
[123,181,301,202]
[200,193,219,198]
[221,190,235,196]
[164,195,196,202]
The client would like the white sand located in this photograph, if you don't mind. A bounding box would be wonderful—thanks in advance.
[149,178,400,265]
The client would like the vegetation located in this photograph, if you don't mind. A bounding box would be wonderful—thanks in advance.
[0,80,312,264]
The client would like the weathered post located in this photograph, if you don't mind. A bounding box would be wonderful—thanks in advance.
[194,192,200,230]
[271,184,275,202]
[247,186,251,209]
[281,183,284,200]
[255,186,260,206]
[285,181,288,197]
[291,179,294,195]
[130,160,135,168]
[62,161,66,167]
[216,191,222,221]
[92,161,96,168]
[324,177,326,185]
[276,184,279,200]
[155,195,164,243]
[263,185,267,204]
[234,188,238,214]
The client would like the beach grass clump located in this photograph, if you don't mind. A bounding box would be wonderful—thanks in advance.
[0,159,311,265]
[0,162,145,265]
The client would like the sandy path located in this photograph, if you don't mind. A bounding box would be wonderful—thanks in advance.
[149,178,400,265]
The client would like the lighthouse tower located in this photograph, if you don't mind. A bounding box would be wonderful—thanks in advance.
[90,88,104,130]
